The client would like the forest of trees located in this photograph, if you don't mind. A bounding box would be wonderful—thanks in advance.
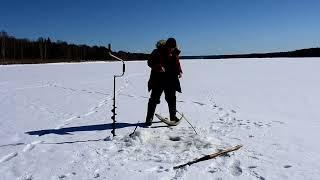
[181,48,320,60]
[1,31,320,65]
[0,31,149,64]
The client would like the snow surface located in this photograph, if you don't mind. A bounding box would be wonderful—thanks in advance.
[1,58,320,180]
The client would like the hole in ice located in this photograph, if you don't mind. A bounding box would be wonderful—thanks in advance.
[169,136,181,141]
[284,165,292,168]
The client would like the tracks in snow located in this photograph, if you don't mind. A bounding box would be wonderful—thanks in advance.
[55,73,146,129]
[1,70,288,179]
[0,140,43,164]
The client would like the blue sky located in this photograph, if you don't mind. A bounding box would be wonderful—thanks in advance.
[1,0,320,55]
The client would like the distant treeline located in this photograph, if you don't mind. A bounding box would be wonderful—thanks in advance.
[0,31,149,64]
[1,31,320,65]
[181,48,320,59]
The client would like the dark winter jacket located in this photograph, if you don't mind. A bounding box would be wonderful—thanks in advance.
[147,47,182,93]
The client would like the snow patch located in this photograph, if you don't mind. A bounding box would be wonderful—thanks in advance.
[123,130,153,145]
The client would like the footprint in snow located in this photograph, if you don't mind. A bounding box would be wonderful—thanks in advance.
[251,170,266,180]
[58,174,66,179]
[229,160,242,176]
[207,166,220,174]
[192,101,206,106]
[248,165,258,169]
[57,172,76,179]
[253,122,264,128]
[20,174,33,180]
[145,166,167,173]
[273,120,285,124]
[23,140,43,152]
[94,169,100,178]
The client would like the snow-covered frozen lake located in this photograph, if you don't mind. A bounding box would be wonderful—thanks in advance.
[1,58,320,180]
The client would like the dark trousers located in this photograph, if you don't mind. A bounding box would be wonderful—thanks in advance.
[146,86,176,122]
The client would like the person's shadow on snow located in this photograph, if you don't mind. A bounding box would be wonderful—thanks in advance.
[25,122,146,136]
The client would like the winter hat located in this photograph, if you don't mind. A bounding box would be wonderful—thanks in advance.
[166,38,177,48]
[156,39,166,49]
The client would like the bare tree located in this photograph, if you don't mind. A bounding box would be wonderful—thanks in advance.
[1,31,7,63]
[44,38,47,60]
[20,40,24,60]
[83,45,87,60]
[13,38,16,60]
[38,38,44,61]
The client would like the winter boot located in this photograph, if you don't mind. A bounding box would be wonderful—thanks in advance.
[145,100,157,126]
[168,100,178,122]
[170,115,180,122]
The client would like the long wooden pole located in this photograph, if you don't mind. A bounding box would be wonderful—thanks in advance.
[174,145,243,169]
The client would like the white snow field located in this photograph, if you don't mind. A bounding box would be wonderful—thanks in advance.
[1,58,320,180]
